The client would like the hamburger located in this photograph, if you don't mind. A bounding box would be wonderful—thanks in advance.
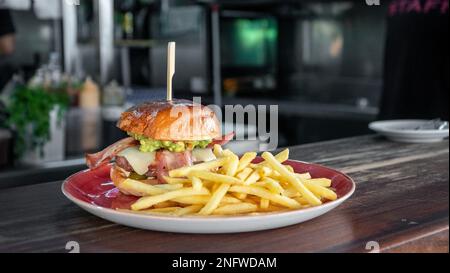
[85,99,233,194]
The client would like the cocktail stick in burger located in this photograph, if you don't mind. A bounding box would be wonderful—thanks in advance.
[85,99,234,195]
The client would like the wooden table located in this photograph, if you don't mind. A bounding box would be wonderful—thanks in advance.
[0,135,448,253]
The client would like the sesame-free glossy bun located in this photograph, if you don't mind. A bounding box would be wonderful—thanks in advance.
[117,99,221,141]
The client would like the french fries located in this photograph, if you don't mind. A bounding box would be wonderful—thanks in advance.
[168,157,229,177]
[119,179,167,196]
[198,183,231,215]
[262,152,322,206]
[213,203,258,215]
[163,177,191,184]
[222,150,239,176]
[190,176,203,192]
[237,152,257,172]
[122,148,337,216]
[229,185,301,209]
[236,167,253,181]
[188,170,244,185]
[243,170,260,185]
[260,198,270,209]
[131,187,209,210]
[173,205,203,216]
[213,144,223,157]
[173,195,241,205]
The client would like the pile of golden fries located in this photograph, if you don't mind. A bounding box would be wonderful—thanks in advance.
[118,145,337,216]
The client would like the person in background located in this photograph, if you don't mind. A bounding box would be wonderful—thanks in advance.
[0,9,15,55]
[0,8,16,91]
[379,0,449,121]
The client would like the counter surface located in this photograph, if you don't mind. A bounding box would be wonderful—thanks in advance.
[0,135,448,252]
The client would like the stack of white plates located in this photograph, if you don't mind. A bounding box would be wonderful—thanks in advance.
[369,120,449,143]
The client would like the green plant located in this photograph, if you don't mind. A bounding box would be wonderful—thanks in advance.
[4,85,69,158]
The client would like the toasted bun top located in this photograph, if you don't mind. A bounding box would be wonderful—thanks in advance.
[117,99,221,141]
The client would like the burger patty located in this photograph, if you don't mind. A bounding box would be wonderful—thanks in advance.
[115,155,157,177]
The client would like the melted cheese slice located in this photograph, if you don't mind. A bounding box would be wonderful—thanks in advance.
[192,148,216,162]
[117,147,216,175]
[118,147,156,175]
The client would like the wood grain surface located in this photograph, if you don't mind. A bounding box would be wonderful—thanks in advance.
[0,135,448,253]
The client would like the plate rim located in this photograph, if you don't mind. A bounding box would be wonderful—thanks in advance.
[369,119,449,135]
[61,159,356,222]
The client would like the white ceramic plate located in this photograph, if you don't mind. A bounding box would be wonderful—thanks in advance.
[62,160,355,234]
[369,119,449,143]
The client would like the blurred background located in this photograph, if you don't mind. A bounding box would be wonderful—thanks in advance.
[0,0,448,187]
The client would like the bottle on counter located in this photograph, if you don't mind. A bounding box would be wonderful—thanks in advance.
[77,77,101,152]
[79,77,100,109]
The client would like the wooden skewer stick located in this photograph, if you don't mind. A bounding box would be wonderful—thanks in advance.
[166,41,176,101]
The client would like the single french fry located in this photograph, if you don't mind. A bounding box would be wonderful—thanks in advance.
[131,187,209,210]
[213,203,258,215]
[119,179,167,196]
[258,149,289,167]
[191,176,203,192]
[275,149,290,162]
[235,167,253,181]
[169,157,229,177]
[213,144,224,157]
[256,166,272,178]
[154,183,183,191]
[198,183,231,215]
[141,207,181,213]
[173,204,203,216]
[303,180,337,200]
[173,195,240,205]
[172,195,210,204]
[222,150,239,176]
[223,195,242,204]
[229,185,301,209]
[211,182,220,192]
[262,152,321,206]
[267,170,282,180]
[163,177,191,184]
[257,204,287,212]
[153,200,179,208]
[272,172,311,184]
[244,170,260,185]
[296,172,312,180]
[260,198,270,209]
[285,165,295,173]
[306,178,332,187]
[188,170,244,185]
[233,192,248,200]
[294,197,310,205]
[117,207,181,215]
[260,177,284,194]
[201,180,215,189]
[283,187,301,198]
[237,152,257,172]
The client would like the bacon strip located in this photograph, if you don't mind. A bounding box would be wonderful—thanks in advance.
[85,137,138,170]
[154,150,193,183]
[207,131,235,147]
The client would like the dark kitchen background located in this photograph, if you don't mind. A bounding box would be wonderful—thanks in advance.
[0,0,448,188]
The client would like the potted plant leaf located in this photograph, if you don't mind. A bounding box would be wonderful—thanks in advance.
[2,85,69,164]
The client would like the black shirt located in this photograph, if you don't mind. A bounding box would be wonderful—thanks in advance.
[0,9,15,37]
[0,9,15,90]
[379,0,449,120]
